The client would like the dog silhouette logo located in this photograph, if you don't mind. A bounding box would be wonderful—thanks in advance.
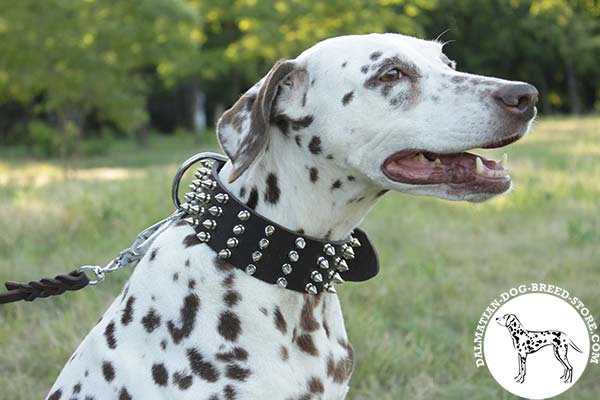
[481,292,592,400]
[495,313,583,384]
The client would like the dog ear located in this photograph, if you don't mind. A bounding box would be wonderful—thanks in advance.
[217,60,302,182]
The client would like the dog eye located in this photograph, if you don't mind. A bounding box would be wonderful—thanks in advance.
[378,68,403,82]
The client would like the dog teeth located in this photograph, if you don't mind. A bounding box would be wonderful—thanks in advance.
[416,152,427,162]
[476,157,485,174]
[499,153,508,168]
[434,158,441,165]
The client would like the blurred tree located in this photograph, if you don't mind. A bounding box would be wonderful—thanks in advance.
[0,0,201,154]
[194,0,437,122]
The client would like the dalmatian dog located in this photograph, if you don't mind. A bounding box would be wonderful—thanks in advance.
[496,314,583,384]
[46,33,537,400]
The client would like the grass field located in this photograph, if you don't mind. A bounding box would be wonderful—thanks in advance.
[0,117,599,399]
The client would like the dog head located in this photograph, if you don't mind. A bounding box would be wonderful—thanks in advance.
[496,313,520,328]
[217,33,538,202]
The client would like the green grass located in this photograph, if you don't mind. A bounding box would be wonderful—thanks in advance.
[1,118,599,399]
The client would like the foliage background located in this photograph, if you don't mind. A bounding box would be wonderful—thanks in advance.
[0,0,599,154]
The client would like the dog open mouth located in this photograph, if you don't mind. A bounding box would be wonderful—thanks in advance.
[382,149,510,194]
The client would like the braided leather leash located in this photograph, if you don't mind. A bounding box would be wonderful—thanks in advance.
[0,271,90,304]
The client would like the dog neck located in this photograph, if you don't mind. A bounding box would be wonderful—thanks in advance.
[218,131,386,241]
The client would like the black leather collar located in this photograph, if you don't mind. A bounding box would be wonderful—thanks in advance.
[179,156,379,295]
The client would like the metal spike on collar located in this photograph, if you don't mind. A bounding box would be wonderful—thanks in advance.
[341,244,355,260]
[334,257,349,272]
[196,193,211,203]
[281,263,292,275]
[259,238,269,249]
[195,167,211,177]
[276,277,288,288]
[214,193,229,204]
[295,237,306,249]
[350,236,361,248]
[252,251,263,262]
[324,283,337,294]
[323,243,336,256]
[233,224,245,235]
[200,179,217,191]
[184,217,200,227]
[305,283,318,295]
[311,271,323,283]
[226,237,239,248]
[184,192,197,202]
[331,272,344,284]
[238,210,250,221]
[218,249,231,259]
[245,264,256,275]
[208,206,223,217]
[196,231,210,242]
[265,225,275,236]
[200,159,213,168]
[288,250,299,263]
[202,219,217,230]
[182,203,201,214]
[317,256,330,269]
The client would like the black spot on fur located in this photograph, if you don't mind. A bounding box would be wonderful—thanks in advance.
[72,383,81,394]
[273,306,287,334]
[239,186,246,197]
[325,154,334,160]
[341,61,347,68]
[273,115,289,135]
[167,293,200,344]
[149,248,159,261]
[226,364,251,381]
[259,307,268,316]
[309,167,319,183]
[223,385,237,400]
[152,363,169,386]
[102,361,115,382]
[376,189,389,197]
[297,228,305,234]
[216,347,249,363]
[104,321,117,349]
[142,308,161,333]
[291,115,314,130]
[218,311,242,341]
[161,340,167,350]
[295,135,302,147]
[173,370,193,390]
[48,389,62,400]
[172,272,179,281]
[187,348,220,382]
[118,387,132,400]
[185,259,190,268]
[188,279,196,290]
[370,51,382,61]
[360,65,369,74]
[222,273,235,287]
[215,257,234,272]
[265,173,280,204]
[224,290,241,307]
[347,175,355,181]
[183,234,200,247]
[246,187,259,210]
[308,136,322,155]
[331,180,342,190]
[342,91,354,105]
[121,296,135,326]
[296,334,319,356]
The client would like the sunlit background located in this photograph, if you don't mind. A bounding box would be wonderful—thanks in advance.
[0,1,599,399]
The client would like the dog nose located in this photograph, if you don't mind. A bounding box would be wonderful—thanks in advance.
[493,83,538,120]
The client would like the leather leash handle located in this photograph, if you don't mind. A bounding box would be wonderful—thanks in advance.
[0,271,90,304]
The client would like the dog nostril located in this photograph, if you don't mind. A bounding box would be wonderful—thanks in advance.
[493,83,539,119]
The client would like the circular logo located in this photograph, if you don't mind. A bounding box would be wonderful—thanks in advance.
[483,293,590,399]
